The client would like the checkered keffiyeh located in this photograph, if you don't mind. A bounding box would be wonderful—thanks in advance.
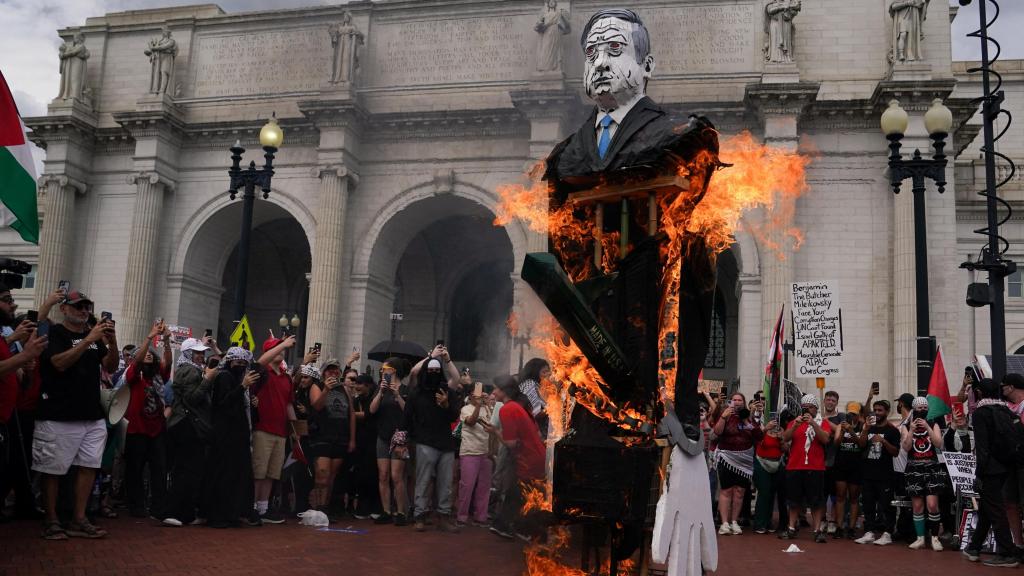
[222,346,253,365]
[300,364,321,381]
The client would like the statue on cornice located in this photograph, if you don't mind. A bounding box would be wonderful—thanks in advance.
[889,0,929,63]
[145,27,177,95]
[764,0,801,64]
[535,0,571,73]
[57,32,89,101]
[329,12,364,85]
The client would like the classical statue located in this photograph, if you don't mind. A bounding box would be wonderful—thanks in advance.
[889,0,929,63]
[329,12,364,85]
[534,0,571,72]
[144,27,177,95]
[764,0,801,64]
[57,32,89,101]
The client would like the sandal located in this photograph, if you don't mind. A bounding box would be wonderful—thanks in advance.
[65,519,107,539]
[41,521,68,541]
[99,505,118,519]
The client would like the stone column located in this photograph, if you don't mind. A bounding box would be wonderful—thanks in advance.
[306,164,355,357]
[35,175,84,308]
[736,273,764,388]
[120,172,172,347]
[892,183,916,396]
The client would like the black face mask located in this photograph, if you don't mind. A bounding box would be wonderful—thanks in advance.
[142,362,159,379]
[228,365,247,381]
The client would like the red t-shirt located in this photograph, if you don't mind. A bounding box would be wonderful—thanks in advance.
[255,369,295,437]
[0,342,17,423]
[785,418,833,471]
[756,434,784,460]
[124,361,170,437]
[500,401,545,481]
[16,364,41,412]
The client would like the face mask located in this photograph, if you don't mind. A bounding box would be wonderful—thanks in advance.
[142,362,159,379]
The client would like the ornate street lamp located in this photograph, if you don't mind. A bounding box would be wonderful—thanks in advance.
[228,114,284,322]
[880,98,952,395]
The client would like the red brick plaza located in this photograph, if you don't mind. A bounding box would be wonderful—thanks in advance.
[0,516,994,575]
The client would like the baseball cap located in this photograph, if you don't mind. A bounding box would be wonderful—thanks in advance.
[262,337,283,353]
[180,337,210,354]
[321,358,342,372]
[63,290,93,305]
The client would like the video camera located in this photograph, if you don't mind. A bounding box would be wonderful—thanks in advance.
[0,257,31,289]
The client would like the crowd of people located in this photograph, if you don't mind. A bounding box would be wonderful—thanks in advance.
[697,372,1022,568]
[0,283,548,544]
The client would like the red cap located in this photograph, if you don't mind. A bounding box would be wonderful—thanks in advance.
[262,337,283,352]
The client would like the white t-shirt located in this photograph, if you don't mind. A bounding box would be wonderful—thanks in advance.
[460,403,494,456]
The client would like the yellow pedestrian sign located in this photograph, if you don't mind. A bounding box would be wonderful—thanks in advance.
[229,315,255,352]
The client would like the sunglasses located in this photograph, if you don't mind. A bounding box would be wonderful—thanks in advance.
[0,295,13,304]
[344,376,356,381]
[71,302,93,311]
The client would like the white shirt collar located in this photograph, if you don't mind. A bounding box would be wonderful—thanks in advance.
[594,93,645,128]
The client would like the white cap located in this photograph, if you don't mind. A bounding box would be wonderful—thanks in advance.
[180,337,210,353]
[426,358,442,370]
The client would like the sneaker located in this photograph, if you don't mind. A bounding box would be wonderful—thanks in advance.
[353,513,370,520]
[832,528,843,540]
[930,536,943,552]
[490,525,514,540]
[826,521,837,534]
[984,556,1020,568]
[438,516,461,533]
[515,532,532,543]
[189,518,207,526]
[393,513,408,527]
[162,518,183,527]
[245,511,263,527]
[373,513,393,525]
[472,520,490,528]
[65,520,107,539]
[855,531,876,544]
[260,511,285,525]
[41,521,68,541]
[845,528,856,540]
[778,528,797,540]
[872,532,893,546]
[908,536,926,550]
[719,523,733,535]
[414,518,427,532]
[754,527,767,535]
[730,521,742,535]
[963,549,981,562]
[814,531,828,544]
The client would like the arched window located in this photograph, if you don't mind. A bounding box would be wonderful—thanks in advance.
[704,287,726,369]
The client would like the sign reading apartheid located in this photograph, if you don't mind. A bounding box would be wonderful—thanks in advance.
[791,281,843,378]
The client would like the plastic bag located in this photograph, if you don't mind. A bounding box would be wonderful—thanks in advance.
[297,509,329,527]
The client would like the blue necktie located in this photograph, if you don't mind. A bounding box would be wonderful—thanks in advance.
[598,115,613,159]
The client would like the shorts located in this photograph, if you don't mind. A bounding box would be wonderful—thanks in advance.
[32,419,107,475]
[252,430,286,480]
[904,461,949,498]
[376,436,410,460]
[823,466,837,497]
[1003,466,1024,504]
[308,436,348,461]
[786,469,825,509]
[716,461,751,490]
[832,458,863,485]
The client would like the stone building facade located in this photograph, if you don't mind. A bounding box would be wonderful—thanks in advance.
[7,0,988,398]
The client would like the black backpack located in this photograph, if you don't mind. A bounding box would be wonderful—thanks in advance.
[991,404,1024,466]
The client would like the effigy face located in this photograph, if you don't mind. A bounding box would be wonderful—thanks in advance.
[582,17,654,109]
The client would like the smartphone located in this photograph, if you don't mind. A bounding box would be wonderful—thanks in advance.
[57,280,70,294]
[871,381,880,395]
[101,311,113,322]
[473,382,483,396]
[36,320,50,338]
[314,342,322,353]
[26,310,38,323]
[845,412,857,425]
[436,339,445,347]
[207,357,220,369]
[952,401,965,417]
[205,328,213,338]
[383,372,393,385]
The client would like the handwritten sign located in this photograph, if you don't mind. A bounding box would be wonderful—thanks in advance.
[944,452,976,495]
[791,281,843,378]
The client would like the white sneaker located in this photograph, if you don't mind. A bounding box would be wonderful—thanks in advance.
[909,536,926,549]
[162,517,182,527]
[930,536,943,551]
[872,532,893,546]
[189,518,206,526]
[826,521,837,534]
[730,521,743,535]
[719,523,733,535]
[854,531,876,544]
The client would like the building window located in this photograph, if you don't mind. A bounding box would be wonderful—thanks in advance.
[704,288,726,369]
[22,264,37,290]
[1010,270,1022,298]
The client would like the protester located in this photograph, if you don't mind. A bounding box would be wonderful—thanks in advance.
[1000,373,1024,547]
[34,290,116,540]
[751,415,784,534]
[964,378,1020,567]
[163,337,213,527]
[457,382,495,527]
[854,400,900,546]
[206,347,258,528]
[350,374,380,519]
[518,358,550,435]
[370,357,410,526]
[780,394,832,543]
[288,362,318,514]
[487,376,545,541]
[831,401,864,539]
[821,390,842,535]
[122,321,172,519]
[901,396,949,551]
[308,359,356,518]
[252,336,301,524]
[712,392,763,535]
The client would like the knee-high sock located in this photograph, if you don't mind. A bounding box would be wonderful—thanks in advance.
[927,513,941,536]
[913,513,925,537]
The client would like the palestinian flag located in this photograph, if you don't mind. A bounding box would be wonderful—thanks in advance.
[926,345,952,421]
[0,70,38,244]
[762,304,785,414]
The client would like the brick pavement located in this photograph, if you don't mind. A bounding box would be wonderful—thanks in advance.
[0,517,998,575]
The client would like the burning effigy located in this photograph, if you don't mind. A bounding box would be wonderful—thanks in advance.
[495,8,810,576]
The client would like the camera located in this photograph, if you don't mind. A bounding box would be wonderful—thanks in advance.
[0,257,31,289]
[737,408,751,420]
[845,412,857,425]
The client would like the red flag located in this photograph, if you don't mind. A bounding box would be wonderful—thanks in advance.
[926,346,952,420]
[291,438,308,464]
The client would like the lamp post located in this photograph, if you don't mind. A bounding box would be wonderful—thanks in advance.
[228,114,284,322]
[279,313,302,363]
[880,98,952,396]
[513,328,532,374]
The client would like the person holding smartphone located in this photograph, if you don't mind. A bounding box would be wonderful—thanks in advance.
[369,357,410,525]
[900,396,948,551]
[780,394,833,543]
[307,359,357,520]
[712,392,763,536]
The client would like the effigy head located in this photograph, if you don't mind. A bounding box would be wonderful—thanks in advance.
[580,9,655,110]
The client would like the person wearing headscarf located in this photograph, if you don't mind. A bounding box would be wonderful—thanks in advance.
[899,396,948,551]
[163,337,213,526]
[780,393,833,543]
[205,346,259,528]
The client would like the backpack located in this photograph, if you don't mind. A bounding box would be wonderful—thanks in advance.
[991,404,1024,466]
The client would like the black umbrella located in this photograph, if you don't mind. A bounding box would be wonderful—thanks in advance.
[366,339,428,363]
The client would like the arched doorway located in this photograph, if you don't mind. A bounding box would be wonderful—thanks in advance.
[175,199,312,349]
[360,194,516,382]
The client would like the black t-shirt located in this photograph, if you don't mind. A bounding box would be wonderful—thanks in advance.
[310,381,351,443]
[836,423,864,463]
[353,391,376,448]
[861,424,902,481]
[38,324,108,421]
[375,384,408,443]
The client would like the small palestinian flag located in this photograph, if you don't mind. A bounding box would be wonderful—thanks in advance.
[0,70,38,244]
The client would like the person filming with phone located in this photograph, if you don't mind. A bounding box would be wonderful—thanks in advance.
[900,396,949,551]
[369,357,410,526]
[854,399,901,546]
[711,391,763,536]
[780,394,833,543]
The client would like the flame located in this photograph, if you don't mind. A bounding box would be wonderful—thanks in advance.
[524,526,637,576]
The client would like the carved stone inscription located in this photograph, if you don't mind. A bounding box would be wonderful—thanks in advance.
[368,16,531,87]
[191,28,330,97]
